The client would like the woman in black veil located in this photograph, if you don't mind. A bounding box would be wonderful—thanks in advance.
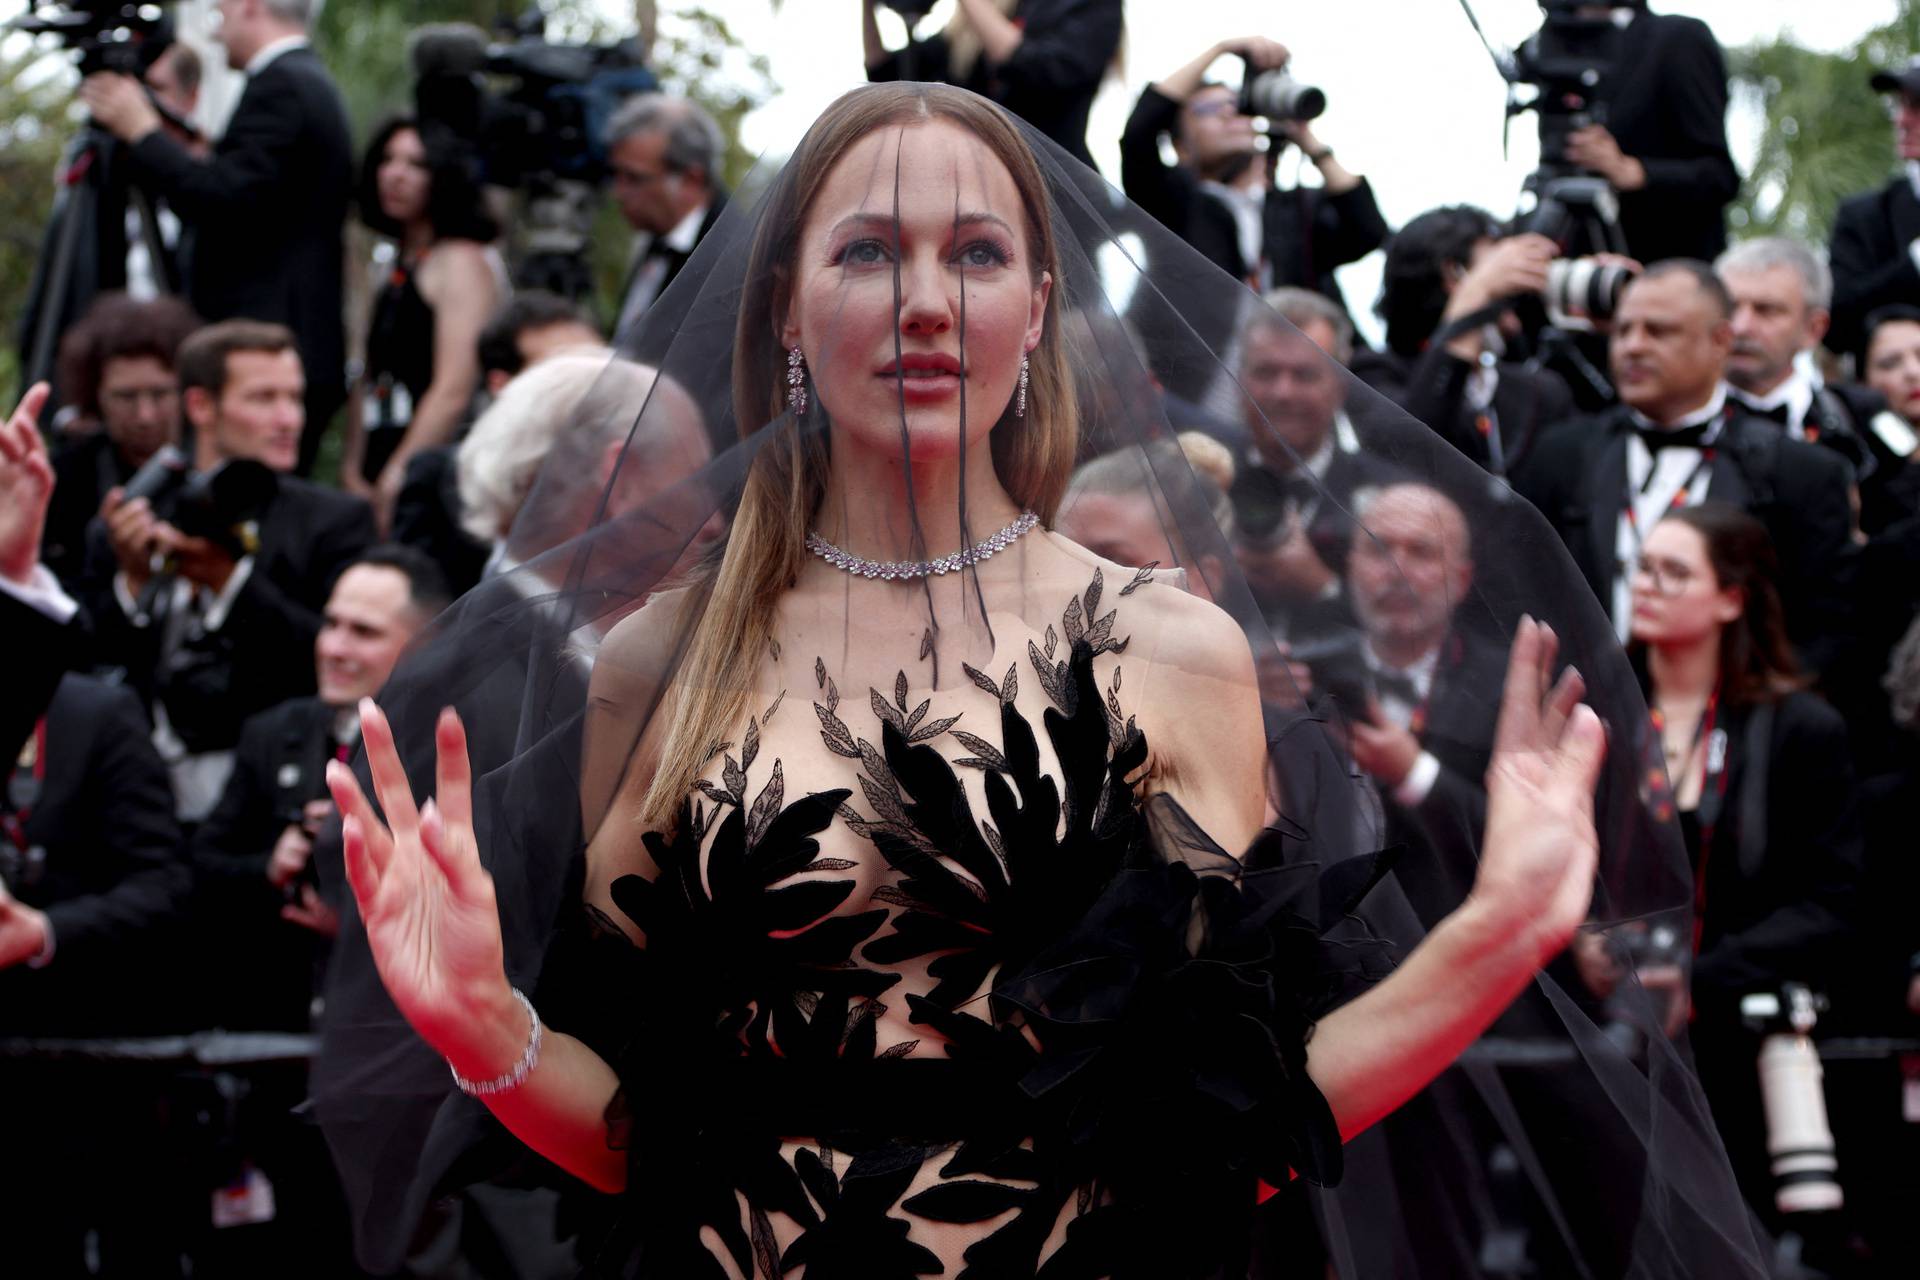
[313,83,1764,1278]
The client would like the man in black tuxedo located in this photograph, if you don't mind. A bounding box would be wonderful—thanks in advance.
[192,545,449,1032]
[1514,262,1856,673]
[1554,3,1738,266]
[85,320,375,822]
[1718,237,1919,535]
[1121,35,1388,356]
[1228,289,1402,639]
[1827,56,1920,362]
[607,94,729,350]
[80,0,353,473]
[1353,206,1575,480]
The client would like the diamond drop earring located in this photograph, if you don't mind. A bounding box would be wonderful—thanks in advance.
[1015,354,1030,419]
[786,346,808,416]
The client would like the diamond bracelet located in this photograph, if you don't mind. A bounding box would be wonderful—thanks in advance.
[449,987,543,1098]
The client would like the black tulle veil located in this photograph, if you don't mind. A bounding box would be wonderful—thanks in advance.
[311,82,1766,1278]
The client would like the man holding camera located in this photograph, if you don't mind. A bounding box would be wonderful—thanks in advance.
[1513,262,1855,671]
[79,0,352,474]
[1547,3,1738,266]
[1227,289,1400,638]
[85,320,375,822]
[191,545,448,1031]
[1356,206,1576,479]
[1121,37,1387,332]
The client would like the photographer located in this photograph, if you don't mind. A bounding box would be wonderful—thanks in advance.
[1548,3,1738,265]
[1355,206,1575,478]
[862,0,1123,170]
[44,291,201,587]
[606,94,728,349]
[84,320,375,822]
[1512,263,1855,673]
[343,116,503,529]
[1226,289,1401,638]
[1121,37,1386,323]
[1829,57,1920,363]
[191,545,449,1031]
[79,0,353,474]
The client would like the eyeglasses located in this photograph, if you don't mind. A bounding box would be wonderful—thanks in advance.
[611,165,674,188]
[1630,554,1697,597]
[1186,99,1238,121]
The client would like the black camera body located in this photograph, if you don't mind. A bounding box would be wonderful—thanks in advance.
[8,0,175,77]
[1289,633,1376,718]
[879,0,940,20]
[122,444,279,558]
[1512,3,1624,178]
[409,15,656,190]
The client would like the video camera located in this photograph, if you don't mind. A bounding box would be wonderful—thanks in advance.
[7,0,175,77]
[408,12,655,191]
[122,444,279,561]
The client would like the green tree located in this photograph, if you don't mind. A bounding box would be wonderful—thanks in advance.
[1729,1,1920,244]
[0,46,79,404]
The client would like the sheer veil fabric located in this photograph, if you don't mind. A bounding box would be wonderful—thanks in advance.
[313,84,1765,1278]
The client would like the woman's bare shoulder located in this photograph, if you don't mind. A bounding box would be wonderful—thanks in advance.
[1038,530,1252,686]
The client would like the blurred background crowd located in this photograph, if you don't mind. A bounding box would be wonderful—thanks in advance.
[3,1,1920,1277]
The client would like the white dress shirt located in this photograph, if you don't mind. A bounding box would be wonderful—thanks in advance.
[1362,637,1443,807]
[615,200,710,344]
[1729,363,1817,439]
[1612,384,1728,638]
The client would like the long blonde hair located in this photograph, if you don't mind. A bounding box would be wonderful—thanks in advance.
[638,82,1080,830]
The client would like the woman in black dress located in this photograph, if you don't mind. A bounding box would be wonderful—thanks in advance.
[313,84,1761,1278]
[345,118,503,527]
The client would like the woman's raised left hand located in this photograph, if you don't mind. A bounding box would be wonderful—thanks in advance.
[1472,618,1607,969]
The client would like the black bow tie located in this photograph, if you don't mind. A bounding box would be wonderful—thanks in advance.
[1635,421,1713,453]
[1738,399,1794,428]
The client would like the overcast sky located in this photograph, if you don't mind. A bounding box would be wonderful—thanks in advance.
[671,0,1902,337]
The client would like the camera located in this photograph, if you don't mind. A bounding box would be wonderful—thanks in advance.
[1740,984,1845,1216]
[122,444,279,558]
[879,0,940,19]
[1543,255,1633,330]
[1288,634,1376,717]
[7,0,174,77]
[1511,0,1626,177]
[1240,68,1326,124]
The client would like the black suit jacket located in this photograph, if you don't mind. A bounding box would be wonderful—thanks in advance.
[45,433,136,591]
[1690,692,1862,1008]
[1512,406,1856,672]
[867,0,1123,170]
[3,588,83,769]
[1350,347,1573,479]
[81,476,375,756]
[190,696,338,1030]
[128,47,353,456]
[1829,176,1920,361]
[613,189,729,346]
[1598,11,1739,265]
[1121,86,1389,310]
[1,674,188,1037]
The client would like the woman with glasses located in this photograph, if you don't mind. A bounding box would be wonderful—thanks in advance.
[1626,501,1863,1231]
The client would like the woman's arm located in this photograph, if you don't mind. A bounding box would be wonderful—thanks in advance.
[338,374,372,500]
[375,243,499,523]
[1151,605,1601,1145]
[326,702,628,1194]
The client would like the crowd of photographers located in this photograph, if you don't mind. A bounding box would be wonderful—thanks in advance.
[4,0,1920,1275]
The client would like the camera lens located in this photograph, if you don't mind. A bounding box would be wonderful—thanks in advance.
[1544,257,1631,330]
[1242,71,1326,124]
[1757,1033,1845,1215]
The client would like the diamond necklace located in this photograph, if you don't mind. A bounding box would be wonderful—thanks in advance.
[805,511,1040,580]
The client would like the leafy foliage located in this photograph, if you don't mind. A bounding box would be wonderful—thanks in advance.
[0,47,78,403]
[1728,1,1920,244]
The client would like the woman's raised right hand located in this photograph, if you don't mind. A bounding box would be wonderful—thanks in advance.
[326,702,527,1079]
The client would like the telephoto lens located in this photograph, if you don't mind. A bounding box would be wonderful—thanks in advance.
[1742,986,1845,1215]
[1543,256,1633,330]
[1240,70,1326,123]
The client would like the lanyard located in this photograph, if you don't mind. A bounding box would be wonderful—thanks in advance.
[1651,685,1727,953]
[1621,405,1732,555]
[2,719,48,855]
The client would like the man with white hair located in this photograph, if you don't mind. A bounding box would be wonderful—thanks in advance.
[606,94,730,347]
[80,0,353,473]
[458,352,714,575]
[1717,236,1919,535]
